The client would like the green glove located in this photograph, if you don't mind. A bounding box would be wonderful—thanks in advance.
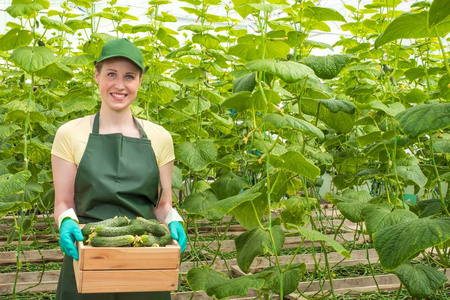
[59,218,84,260]
[168,221,187,253]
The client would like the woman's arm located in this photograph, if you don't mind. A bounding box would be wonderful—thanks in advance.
[52,155,78,225]
[153,160,174,222]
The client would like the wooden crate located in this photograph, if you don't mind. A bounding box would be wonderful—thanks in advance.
[73,228,180,294]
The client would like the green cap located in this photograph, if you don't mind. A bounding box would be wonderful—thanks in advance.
[96,38,145,72]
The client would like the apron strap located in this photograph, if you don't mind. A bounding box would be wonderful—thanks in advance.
[92,113,148,139]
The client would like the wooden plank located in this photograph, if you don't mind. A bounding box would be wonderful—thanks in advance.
[76,240,180,270]
[0,270,60,294]
[180,249,379,274]
[0,234,57,242]
[0,249,63,266]
[74,267,179,293]
[186,232,365,253]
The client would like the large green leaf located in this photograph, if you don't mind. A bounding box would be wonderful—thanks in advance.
[0,124,21,140]
[375,11,450,47]
[65,19,91,31]
[301,98,355,133]
[174,139,218,171]
[337,199,370,223]
[235,225,285,273]
[370,101,405,117]
[0,202,17,214]
[208,275,265,299]
[28,139,51,164]
[0,28,33,51]
[373,217,450,271]
[233,72,256,93]
[210,172,249,200]
[303,6,346,22]
[428,0,450,28]
[301,55,352,79]
[433,139,450,153]
[438,74,450,100]
[290,225,350,259]
[232,172,286,230]
[40,16,74,34]
[271,151,320,181]
[232,0,262,19]
[262,113,324,140]
[184,190,221,220]
[246,59,316,83]
[247,3,288,13]
[394,262,448,299]
[62,54,96,66]
[256,263,306,295]
[395,165,427,187]
[395,103,450,137]
[228,43,259,62]
[10,46,56,73]
[178,24,214,33]
[35,62,74,81]
[221,90,274,112]
[280,196,314,230]
[60,96,97,115]
[6,3,43,17]
[363,203,418,236]
[0,171,31,197]
[418,198,450,218]
[205,192,261,221]
[187,266,228,292]
[325,189,372,205]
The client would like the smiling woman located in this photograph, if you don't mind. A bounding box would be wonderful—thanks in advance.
[1,0,450,299]
[50,38,186,300]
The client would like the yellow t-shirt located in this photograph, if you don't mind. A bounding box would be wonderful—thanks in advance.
[51,116,175,167]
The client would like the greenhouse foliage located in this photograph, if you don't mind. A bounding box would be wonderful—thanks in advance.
[0,0,449,298]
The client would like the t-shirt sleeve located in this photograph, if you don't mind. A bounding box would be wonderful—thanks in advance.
[51,122,75,163]
[158,129,175,167]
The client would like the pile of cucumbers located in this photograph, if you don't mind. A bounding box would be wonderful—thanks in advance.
[82,216,172,247]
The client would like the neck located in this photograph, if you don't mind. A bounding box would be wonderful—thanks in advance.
[98,107,135,133]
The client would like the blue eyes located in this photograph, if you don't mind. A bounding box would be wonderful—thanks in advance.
[107,72,135,80]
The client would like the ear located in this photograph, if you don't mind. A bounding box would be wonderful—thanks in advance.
[94,68,100,84]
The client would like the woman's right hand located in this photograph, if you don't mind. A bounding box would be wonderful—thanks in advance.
[59,218,84,260]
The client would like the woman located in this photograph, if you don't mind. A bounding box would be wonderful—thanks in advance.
[51,38,187,299]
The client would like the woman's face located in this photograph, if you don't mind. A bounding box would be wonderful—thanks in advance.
[94,57,142,112]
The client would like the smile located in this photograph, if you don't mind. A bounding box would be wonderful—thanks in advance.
[111,93,126,99]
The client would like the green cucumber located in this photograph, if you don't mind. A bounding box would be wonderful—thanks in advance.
[81,216,130,236]
[139,234,172,247]
[90,235,135,247]
[94,224,146,237]
[140,235,158,247]
[135,217,167,237]
[156,234,173,246]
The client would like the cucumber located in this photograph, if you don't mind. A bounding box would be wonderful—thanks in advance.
[156,233,173,246]
[90,235,135,247]
[139,234,172,247]
[140,235,158,247]
[135,217,167,237]
[94,224,146,237]
[81,216,129,236]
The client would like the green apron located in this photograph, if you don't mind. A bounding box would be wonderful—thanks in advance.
[56,113,170,300]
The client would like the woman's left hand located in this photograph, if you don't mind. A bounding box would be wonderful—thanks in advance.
[168,221,187,253]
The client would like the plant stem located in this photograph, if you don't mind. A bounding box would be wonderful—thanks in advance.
[321,241,336,300]
[395,283,402,300]
[429,137,450,216]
